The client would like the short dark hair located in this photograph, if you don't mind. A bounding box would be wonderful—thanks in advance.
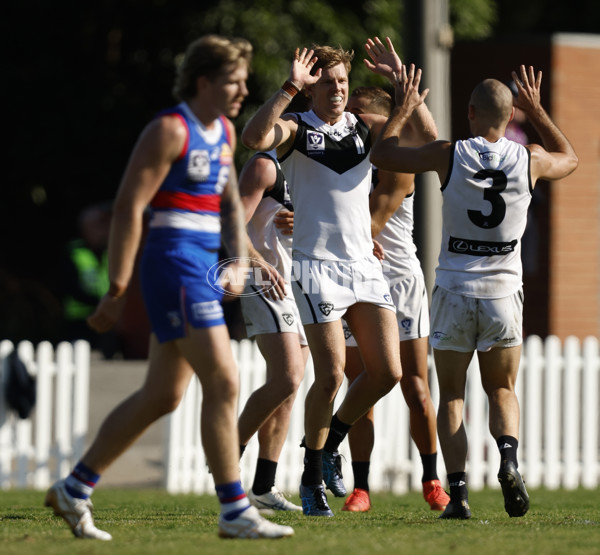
[350,86,393,117]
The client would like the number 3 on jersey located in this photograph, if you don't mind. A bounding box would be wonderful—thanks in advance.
[468,169,507,229]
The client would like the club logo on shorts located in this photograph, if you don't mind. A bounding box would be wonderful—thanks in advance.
[384,294,392,303]
[343,324,353,340]
[282,313,295,326]
[400,318,412,333]
[318,301,334,316]
[167,311,182,328]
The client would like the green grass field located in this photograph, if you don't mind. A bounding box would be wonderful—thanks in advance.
[2,487,599,554]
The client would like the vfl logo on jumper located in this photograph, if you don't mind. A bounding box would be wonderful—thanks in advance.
[306,131,325,154]
[188,149,211,181]
[448,236,517,257]
[478,151,506,169]
[400,318,412,334]
[282,313,295,326]
[206,257,281,297]
[192,300,223,321]
[318,302,334,316]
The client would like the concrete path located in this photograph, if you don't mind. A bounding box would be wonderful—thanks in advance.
[87,352,164,489]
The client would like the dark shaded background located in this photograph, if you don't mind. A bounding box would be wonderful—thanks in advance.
[3,0,599,348]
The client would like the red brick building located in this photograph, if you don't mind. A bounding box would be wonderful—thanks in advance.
[450,33,600,340]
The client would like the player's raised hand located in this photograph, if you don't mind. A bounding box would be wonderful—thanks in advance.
[364,36,402,82]
[393,64,429,116]
[289,47,321,90]
[511,65,542,115]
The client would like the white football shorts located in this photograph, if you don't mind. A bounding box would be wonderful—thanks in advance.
[344,273,429,347]
[291,252,395,325]
[240,285,307,345]
[429,286,523,352]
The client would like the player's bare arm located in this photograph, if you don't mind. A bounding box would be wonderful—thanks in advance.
[242,48,321,153]
[512,65,578,184]
[238,155,287,300]
[88,115,185,332]
[369,170,414,237]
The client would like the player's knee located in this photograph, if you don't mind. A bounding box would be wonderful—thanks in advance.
[401,378,430,413]
[315,369,345,401]
[149,389,186,416]
[376,366,402,393]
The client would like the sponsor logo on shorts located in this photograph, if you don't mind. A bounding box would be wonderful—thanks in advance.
[494,336,516,343]
[191,300,223,321]
[318,301,334,316]
[282,313,295,326]
[206,257,280,298]
[432,331,450,341]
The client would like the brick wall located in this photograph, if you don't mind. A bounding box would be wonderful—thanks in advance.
[548,35,600,339]
[451,34,600,339]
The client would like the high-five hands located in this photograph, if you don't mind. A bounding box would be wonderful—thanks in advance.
[364,36,403,83]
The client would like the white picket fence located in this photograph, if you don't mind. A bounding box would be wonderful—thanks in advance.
[165,335,600,494]
[0,340,90,490]
[1,336,598,494]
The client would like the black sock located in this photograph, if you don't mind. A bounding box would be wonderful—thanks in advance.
[447,471,468,501]
[251,458,277,495]
[301,447,323,486]
[352,461,370,491]
[420,452,439,482]
[497,435,519,467]
[324,414,352,453]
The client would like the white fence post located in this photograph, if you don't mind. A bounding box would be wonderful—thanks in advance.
[163,335,600,494]
[523,335,544,488]
[563,336,581,489]
[544,336,562,488]
[0,340,90,490]
[582,337,599,489]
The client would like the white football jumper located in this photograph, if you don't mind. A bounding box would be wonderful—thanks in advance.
[377,190,424,282]
[436,136,532,299]
[280,110,373,261]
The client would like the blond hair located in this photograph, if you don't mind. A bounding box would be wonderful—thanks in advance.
[173,35,252,101]
[310,44,354,76]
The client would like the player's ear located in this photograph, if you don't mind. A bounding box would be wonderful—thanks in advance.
[467,103,476,121]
